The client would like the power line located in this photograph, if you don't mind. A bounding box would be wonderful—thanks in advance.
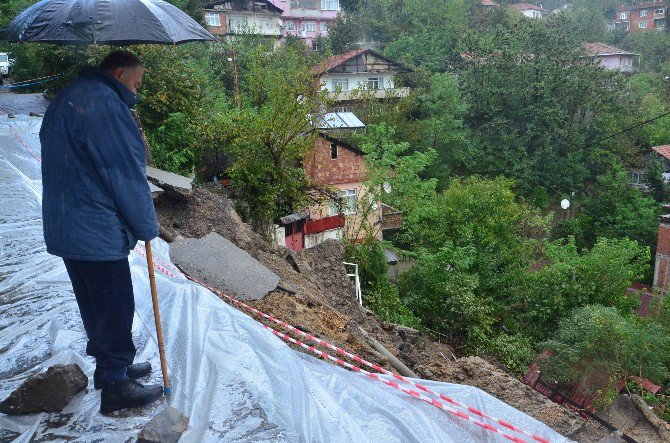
[590,110,670,147]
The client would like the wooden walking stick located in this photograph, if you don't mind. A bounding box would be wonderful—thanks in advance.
[145,239,171,396]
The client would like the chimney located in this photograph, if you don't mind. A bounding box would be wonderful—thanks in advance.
[654,214,670,289]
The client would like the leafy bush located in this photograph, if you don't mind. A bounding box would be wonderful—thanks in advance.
[541,305,670,394]
[398,245,491,343]
[344,239,420,328]
[521,237,649,340]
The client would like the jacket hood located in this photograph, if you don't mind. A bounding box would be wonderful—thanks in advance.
[79,66,139,109]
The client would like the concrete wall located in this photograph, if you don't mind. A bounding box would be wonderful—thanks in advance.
[594,54,636,72]
[305,227,342,248]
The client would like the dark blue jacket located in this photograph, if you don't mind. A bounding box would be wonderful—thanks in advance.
[40,67,158,261]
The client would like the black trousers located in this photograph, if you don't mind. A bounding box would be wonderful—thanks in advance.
[63,258,136,381]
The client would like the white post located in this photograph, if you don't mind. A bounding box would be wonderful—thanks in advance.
[343,262,362,306]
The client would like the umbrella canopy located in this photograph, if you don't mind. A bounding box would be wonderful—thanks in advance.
[0,0,215,45]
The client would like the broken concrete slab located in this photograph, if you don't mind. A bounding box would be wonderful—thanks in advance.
[171,232,280,301]
[146,166,193,200]
[137,406,189,443]
[0,364,87,415]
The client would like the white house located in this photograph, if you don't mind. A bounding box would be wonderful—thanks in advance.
[204,0,284,37]
[510,2,548,18]
[584,42,639,73]
[316,49,412,101]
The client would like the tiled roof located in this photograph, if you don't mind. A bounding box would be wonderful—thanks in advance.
[315,49,367,76]
[314,49,411,75]
[510,2,548,11]
[584,42,638,57]
[653,144,670,161]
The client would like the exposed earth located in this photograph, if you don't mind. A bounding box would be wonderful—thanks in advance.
[154,183,670,442]
[1,90,663,442]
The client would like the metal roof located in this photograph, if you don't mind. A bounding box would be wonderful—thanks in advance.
[314,112,365,130]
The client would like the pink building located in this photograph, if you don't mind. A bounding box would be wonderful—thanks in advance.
[269,0,340,48]
[584,42,639,73]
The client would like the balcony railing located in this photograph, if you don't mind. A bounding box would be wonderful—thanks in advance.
[329,87,411,101]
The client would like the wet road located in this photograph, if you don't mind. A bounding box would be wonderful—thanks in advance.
[0,92,49,115]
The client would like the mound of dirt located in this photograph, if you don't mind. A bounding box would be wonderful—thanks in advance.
[155,184,632,441]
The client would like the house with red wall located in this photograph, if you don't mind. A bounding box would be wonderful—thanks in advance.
[615,0,668,32]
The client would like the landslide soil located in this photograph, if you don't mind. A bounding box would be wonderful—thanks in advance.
[155,183,613,441]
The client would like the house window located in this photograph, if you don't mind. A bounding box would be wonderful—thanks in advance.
[331,78,349,91]
[320,22,329,32]
[655,8,665,15]
[301,21,316,32]
[620,12,628,20]
[639,21,648,28]
[228,17,248,32]
[285,20,295,31]
[641,10,648,17]
[321,0,339,10]
[367,77,382,90]
[330,143,338,159]
[205,13,221,27]
[330,189,357,215]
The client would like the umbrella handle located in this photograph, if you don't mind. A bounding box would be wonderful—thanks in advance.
[145,240,171,396]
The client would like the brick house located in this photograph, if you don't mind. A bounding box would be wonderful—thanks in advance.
[304,132,383,243]
[615,0,668,32]
[204,0,284,37]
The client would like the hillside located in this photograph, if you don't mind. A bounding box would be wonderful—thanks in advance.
[155,183,670,442]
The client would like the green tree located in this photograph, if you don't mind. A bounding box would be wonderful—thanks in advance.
[521,237,648,340]
[225,43,325,232]
[579,167,659,249]
[349,123,436,240]
[461,14,628,196]
[645,158,669,203]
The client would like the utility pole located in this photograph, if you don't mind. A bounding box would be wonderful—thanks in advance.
[232,48,240,110]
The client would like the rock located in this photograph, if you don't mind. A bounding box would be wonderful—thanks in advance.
[137,406,189,443]
[394,325,420,345]
[0,364,87,415]
[603,394,670,443]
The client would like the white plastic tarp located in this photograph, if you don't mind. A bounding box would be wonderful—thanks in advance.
[0,115,571,442]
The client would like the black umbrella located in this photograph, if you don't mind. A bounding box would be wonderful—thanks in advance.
[0,0,215,45]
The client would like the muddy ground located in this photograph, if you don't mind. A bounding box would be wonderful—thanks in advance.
[155,184,667,442]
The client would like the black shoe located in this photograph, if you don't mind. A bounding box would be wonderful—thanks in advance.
[100,379,163,414]
[94,362,152,389]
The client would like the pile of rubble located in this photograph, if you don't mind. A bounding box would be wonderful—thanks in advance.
[154,183,670,443]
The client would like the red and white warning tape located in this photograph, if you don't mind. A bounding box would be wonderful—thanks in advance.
[133,244,182,279]
[180,273,551,443]
[136,243,553,443]
[267,325,531,443]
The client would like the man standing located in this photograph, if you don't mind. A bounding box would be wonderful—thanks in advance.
[40,51,163,413]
